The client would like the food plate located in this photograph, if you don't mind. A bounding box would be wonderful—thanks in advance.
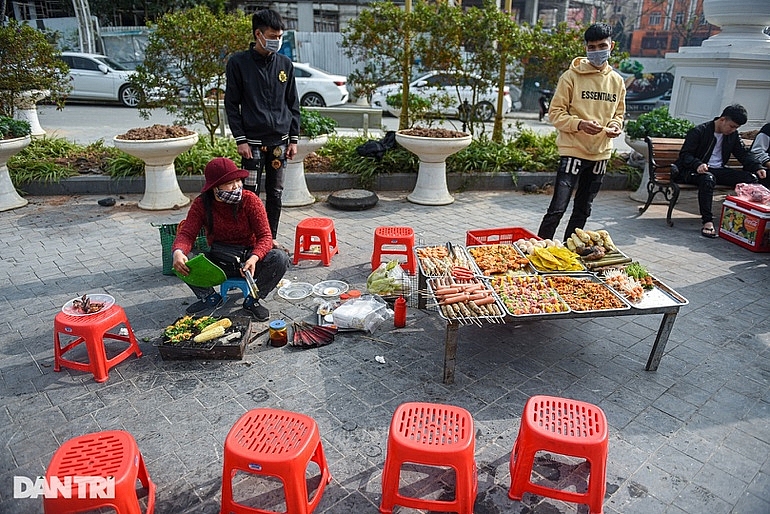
[313,280,349,297]
[62,294,115,316]
[277,282,314,301]
[630,276,689,310]
[488,275,571,317]
[544,274,630,313]
[466,244,535,276]
[415,244,475,277]
[427,277,506,324]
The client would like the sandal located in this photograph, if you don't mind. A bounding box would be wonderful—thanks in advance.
[701,225,718,238]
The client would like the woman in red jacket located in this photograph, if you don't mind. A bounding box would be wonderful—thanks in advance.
[171,157,290,321]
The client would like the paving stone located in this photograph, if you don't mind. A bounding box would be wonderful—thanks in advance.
[2,191,769,513]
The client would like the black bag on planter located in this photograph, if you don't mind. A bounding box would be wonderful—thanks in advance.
[207,242,251,277]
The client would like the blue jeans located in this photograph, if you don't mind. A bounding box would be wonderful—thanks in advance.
[538,156,607,241]
[242,143,287,239]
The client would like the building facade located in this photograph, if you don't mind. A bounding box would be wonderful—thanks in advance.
[628,0,717,57]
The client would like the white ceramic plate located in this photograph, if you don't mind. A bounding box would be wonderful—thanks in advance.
[277,282,314,301]
[313,280,349,297]
[62,294,115,316]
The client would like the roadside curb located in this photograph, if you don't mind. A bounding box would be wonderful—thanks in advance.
[19,172,629,196]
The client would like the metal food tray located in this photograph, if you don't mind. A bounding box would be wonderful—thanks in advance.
[415,244,475,278]
[629,275,689,310]
[488,274,571,318]
[580,248,633,270]
[466,243,536,277]
[426,277,507,325]
[544,273,631,313]
[517,244,587,274]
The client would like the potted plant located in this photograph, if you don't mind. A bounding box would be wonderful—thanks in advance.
[0,117,32,211]
[0,20,70,139]
[625,107,694,202]
[113,125,199,210]
[283,108,337,207]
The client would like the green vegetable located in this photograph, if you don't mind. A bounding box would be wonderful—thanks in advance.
[625,261,649,279]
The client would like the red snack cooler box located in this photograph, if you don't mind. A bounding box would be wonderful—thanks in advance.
[719,196,770,252]
[465,227,539,246]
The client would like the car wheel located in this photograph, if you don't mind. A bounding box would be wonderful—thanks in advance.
[472,101,495,122]
[301,93,326,107]
[119,84,141,107]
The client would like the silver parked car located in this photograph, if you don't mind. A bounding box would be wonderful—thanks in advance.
[59,52,141,107]
[370,70,517,121]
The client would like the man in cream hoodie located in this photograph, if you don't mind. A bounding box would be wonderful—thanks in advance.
[537,23,626,241]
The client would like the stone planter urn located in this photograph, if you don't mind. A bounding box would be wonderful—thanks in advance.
[0,135,31,212]
[396,130,472,205]
[283,135,328,207]
[113,133,198,210]
[14,90,49,137]
[702,0,770,46]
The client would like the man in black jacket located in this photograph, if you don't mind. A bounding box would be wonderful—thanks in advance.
[225,9,301,247]
[675,104,765,238]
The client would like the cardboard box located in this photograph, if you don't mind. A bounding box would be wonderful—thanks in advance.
[719,196,770,252]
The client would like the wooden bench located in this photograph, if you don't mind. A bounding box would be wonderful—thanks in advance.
[638,136,752,226]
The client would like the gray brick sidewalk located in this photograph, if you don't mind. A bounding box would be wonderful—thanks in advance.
[1,190,768,513]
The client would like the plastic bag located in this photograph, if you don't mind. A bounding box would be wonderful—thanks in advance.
[735,183,770,205]
[367,260,407,296]
[332,295,391,332]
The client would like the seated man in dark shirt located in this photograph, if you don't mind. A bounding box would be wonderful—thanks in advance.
[674,104,766,238]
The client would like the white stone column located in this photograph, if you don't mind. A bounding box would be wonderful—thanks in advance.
[666,0,770,129]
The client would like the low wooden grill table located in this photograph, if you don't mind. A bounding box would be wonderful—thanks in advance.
[416,251,688,385]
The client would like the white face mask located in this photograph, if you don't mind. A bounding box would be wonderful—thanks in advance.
[259,32,283,53]
[587,49,610,68]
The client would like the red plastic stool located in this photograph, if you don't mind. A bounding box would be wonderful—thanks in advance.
[379,402,477,514]
[44,430,155,514]
[221,408,332,514]
[371,226,416,275]
[292,217,339,267]
[54,304,142,383]
[508,395,608,514]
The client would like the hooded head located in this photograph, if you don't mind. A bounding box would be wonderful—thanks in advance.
[201,157,248,193]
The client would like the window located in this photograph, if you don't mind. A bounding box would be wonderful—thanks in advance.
[71,57,100,72]
[314,10,338,32]
[675,12,684,25]
[649,12,661,25]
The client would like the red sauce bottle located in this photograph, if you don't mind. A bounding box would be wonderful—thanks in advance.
[394,297,407,328]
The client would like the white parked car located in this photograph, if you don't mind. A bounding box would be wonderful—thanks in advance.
[370,71,518,122]
[205,63,349,107]
[59,52,140,107]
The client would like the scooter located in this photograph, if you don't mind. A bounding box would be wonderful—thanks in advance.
[535,82,553,122]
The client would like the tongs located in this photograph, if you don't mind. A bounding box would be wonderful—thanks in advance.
[446,241,457,259]
[238,259,259,299]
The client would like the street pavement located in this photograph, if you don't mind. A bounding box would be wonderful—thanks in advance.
[1,104,767,513]
[1,179,769,513]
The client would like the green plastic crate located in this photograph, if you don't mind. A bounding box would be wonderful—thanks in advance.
[156,223,210,275]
